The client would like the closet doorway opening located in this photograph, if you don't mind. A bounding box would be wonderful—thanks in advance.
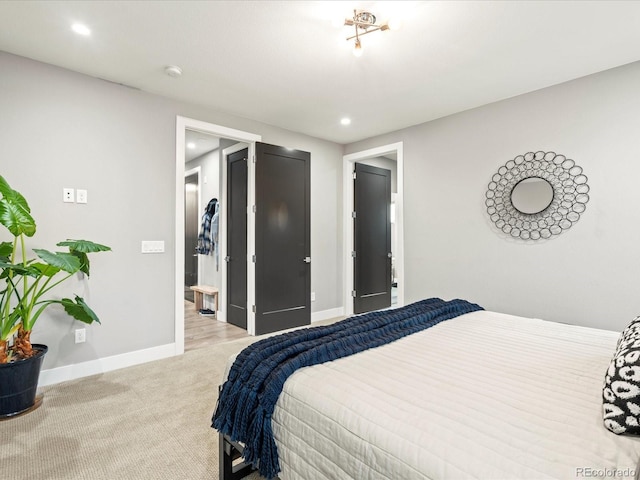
[175,116,261,355]
[343,142,405,317]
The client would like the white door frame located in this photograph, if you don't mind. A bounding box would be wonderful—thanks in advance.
[175,116,261,354]
[342,142,404,316]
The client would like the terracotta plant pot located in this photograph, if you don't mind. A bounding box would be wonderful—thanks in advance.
[0,344,48,419]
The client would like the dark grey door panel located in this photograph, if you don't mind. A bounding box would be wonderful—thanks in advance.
[354,162,391,314]
[227,148,248,329]
[255,142,310,335]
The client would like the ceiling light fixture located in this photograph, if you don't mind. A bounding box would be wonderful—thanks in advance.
[340,118,352,126]
[344,10,390,57]
[187,142,196,149]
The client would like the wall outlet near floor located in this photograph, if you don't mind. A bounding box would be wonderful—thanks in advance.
[75,328,86,344]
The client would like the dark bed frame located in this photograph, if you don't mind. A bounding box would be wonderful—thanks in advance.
[219,433,254,480]
[218,384,255,480]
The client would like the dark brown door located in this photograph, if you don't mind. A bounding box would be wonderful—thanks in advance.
[255,142,310,335]
[226,148,248,329]
[353,162,391,314]
[184,173,198,301]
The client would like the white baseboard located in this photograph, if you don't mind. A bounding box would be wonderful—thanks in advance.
[39,343,176,387]
[38,307,345,386]
[312,307,345,323]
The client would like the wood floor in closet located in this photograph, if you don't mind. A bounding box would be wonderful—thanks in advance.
[184,299,249,352]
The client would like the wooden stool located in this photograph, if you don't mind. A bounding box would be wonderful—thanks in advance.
[189,285,219,316]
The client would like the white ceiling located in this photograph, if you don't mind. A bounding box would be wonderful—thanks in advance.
[1,1,640,144]
[185,130,220,163]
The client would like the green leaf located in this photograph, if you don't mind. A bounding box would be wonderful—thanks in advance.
[0,241,12,260]
[0,200,36,237]
[0,261,37,278]
[61,295,100,325]
[0,175,36,237]
[57,239,111,253]
[57,240,110,276]
[0,175,30,212]
[31,262,61,277]
[33,249,81,274]
[0,308,21,341]
[71,250,90,276]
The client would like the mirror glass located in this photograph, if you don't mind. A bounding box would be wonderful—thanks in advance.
[511,177,553,214]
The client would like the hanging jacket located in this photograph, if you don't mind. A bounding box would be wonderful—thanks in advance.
[212,201,220,269]
[197,198,218,255]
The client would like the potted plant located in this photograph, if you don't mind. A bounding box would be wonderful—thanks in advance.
[0,174,110,418]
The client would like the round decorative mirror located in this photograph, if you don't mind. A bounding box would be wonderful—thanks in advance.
[510,177,554,214]
[485,151,589,240]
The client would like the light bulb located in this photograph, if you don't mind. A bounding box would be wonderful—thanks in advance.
[353,40,363,57]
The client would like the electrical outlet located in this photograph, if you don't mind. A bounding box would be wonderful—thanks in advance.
[74,328,86,344]
[63,188,75,203]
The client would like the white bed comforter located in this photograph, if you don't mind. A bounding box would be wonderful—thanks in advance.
[265,310,640,480]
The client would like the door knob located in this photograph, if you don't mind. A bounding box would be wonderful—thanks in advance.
[303,257,311,263]
[387,253,392,258]
[224,256,231,262]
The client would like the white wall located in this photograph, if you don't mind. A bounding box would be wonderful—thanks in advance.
[346,60,640,332]
[0,51,344,374]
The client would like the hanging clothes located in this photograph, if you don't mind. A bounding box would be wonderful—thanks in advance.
[197,198,218,255]
[212,201,220,270]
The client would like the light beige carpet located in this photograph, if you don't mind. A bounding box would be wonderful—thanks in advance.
[0,335,267,480]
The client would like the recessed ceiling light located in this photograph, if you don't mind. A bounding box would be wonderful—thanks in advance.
[341,118,352,126]
[71,23,91,36]
[187,142,196,150]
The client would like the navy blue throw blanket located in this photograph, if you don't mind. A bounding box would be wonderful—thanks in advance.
[212,298,483,479]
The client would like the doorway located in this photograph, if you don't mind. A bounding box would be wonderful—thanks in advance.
[175,117,262,354]
[353,162,392,314]
[176,119,312,349]
[343,142,404,317]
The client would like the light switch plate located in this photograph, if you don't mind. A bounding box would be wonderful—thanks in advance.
[141,240,165,253]
[76,189,87,204]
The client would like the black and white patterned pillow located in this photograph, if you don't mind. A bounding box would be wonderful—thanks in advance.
[603,315,640,435]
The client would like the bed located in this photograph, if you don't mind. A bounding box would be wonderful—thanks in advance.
[214,299,640,480]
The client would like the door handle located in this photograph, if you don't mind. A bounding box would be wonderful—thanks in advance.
[224,256,231,262]
[387,253,392,258]
[303,257,311,263]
